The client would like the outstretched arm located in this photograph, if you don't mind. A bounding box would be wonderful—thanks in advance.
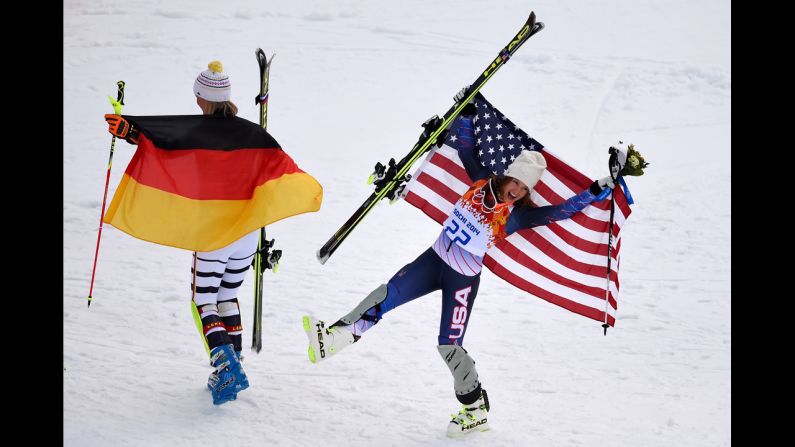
[505,181,611,234]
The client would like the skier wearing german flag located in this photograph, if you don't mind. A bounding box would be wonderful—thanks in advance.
[103,60,323,405]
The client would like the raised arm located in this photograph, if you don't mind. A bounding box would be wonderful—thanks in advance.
[453,115,493,181]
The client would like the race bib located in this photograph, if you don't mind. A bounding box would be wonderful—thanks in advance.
[442,200,493,257]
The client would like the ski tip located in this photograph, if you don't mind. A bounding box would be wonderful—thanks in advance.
[316,250,329,265]
[308,346,317,364]
[527,11,545,33]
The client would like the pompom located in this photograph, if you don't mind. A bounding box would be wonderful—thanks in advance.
[207,60,223,73]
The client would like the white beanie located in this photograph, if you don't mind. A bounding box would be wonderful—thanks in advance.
[504,150,546,189]
[193,60,231,102]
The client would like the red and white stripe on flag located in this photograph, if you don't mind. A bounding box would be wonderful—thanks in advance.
[402,144,632,326]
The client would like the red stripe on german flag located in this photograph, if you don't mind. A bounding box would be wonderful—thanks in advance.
[104,117,322,252]
[124,135,307,200]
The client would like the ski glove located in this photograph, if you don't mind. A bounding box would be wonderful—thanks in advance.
[597,175,615,190]
[104,114,139,144]
[454,86,472,103]
[105,114,131,137]
[454,85,477,116]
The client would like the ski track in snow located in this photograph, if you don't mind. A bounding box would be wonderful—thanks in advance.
[64,1,730,446]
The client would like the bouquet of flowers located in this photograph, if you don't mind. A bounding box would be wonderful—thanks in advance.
[620,144,649,176]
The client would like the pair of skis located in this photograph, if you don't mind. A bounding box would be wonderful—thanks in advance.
[255,11,544,347]
[251,48,281,353]
[317,12,544,264]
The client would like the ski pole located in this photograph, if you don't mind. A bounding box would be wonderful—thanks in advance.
[601,149,621,334]
[87,80,125,307]
[601,188,616,335]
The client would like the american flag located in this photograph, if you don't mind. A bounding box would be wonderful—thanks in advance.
[402,93,632,327]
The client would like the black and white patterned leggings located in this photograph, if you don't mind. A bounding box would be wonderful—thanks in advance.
[191,230,259,353]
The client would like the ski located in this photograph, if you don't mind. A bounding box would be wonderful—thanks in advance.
[252,48,280,353]
[317,12,544,264]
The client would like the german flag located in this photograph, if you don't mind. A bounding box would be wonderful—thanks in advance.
[104,115,323,252]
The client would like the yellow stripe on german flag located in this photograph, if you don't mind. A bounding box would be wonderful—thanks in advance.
[103,115,322,252]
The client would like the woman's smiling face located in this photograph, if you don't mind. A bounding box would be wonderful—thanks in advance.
[499,177,530,204]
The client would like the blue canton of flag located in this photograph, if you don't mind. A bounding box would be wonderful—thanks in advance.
[445,93,544,175]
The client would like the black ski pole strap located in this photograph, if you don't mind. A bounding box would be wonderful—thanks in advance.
[125,127,140,145]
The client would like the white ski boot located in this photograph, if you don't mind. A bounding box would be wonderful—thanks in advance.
[302,315,355,363]
[446,389,490,437]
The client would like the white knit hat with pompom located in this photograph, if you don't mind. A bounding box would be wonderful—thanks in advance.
[193,60,231,102]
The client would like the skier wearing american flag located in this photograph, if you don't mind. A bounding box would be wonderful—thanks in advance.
[302,88,623,437]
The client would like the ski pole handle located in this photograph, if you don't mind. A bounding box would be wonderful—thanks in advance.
[109,80,126,115]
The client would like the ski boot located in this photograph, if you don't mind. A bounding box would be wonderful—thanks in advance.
[207,344,248,405]
[234,350,250,391]
[207,349,249,393]
[302,315,355,363]
[446,388,490,437]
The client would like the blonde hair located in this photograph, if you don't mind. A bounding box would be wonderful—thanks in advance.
[202,100,238,117]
